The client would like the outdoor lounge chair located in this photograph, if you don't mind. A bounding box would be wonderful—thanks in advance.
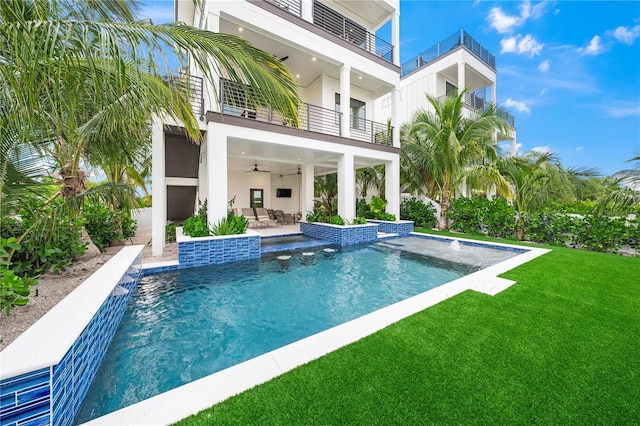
[241,208,262,227]
[255,208,279,227]
[275,209,295,225]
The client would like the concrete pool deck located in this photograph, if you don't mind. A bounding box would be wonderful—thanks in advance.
[85,235,549,425]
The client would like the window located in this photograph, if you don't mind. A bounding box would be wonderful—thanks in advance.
[446,82,458,97]
[250,188,263,208]
[335,93,366,131]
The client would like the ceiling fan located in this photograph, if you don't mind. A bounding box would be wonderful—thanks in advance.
[246,162,271,173]
[282,166,302,176]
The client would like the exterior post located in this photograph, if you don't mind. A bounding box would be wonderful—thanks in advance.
[151,119,166,256]
[457,62,466,95]
[391,12,400,66]
[385,158,400,218]
[206,121,228,224]
[300,164,315,216]
[337,153,355,220]
[340,65,351,139]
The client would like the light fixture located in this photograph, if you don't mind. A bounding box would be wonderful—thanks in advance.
[358,76,362,79]
[238,27,243,32]
[312,57,317,61]
[295,74,300,78]
[241,151,245,155]
[297,167,302,175]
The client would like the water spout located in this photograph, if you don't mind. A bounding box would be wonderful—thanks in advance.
[450,239,461,251]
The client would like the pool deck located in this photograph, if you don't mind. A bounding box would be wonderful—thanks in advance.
[85,234,549,426]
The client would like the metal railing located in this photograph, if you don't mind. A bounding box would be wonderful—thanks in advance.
[312,0,393,63]
[163,71,204,119]
[350,116,393,146]
[401,29,496,77]
[262,0,301,18]
[219,78,393,145]
[437,89,515,128]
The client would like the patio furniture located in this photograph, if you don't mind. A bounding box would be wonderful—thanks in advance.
[275,209,295,225]
[255,208,279,227]
[241,208,262,227]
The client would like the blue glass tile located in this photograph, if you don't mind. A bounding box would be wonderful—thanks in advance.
[18,412,50,426]
[0,399,49,426]
[16,385,49,406]
[0,369,50,397]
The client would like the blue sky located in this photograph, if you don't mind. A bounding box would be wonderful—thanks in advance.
[142,1,640,176]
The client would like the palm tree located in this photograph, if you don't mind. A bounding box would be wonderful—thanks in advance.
[597,152,640,214]
[0,0,301,241]
[403,91,512,229]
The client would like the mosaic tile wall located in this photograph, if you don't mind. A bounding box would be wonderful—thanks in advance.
[300,222,378,246]
[367,219,414,236]
[0,256,142,426]
[178,234,261,267]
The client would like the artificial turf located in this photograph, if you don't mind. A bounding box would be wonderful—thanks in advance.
[174,232,639,425]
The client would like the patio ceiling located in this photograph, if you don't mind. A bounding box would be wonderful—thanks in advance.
[226,137,386,175]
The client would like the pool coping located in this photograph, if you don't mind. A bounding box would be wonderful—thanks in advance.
[84,235,549,425]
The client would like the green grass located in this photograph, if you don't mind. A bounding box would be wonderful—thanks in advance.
[175,231,639,425]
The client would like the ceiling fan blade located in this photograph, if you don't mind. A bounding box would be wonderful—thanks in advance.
[279,56,289,62]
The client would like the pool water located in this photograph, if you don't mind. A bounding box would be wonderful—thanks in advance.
[77,236,511,422]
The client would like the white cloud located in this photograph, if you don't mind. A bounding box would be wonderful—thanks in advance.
[601,101,640,118]
[500,34,544,56]
[576,146,584,152]
[577,35,604,55]
[538,59,550,72]
[531,145,552,154]
[611,25,640,44]
[488,7,521,34]
[487,1,549,34]
[539,87,549,96]
[504,98,532,114]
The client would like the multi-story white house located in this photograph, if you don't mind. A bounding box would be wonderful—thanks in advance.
[152,0,402,255]
[151,0,515,256]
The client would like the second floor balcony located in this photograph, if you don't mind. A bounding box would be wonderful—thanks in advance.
[219,78,393,146]
[437,88,516,129]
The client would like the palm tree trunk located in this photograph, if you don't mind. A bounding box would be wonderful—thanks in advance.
[516,214,525,241]
[438,189,451,230]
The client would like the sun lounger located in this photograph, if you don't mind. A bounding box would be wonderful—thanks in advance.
[255,208,279,227]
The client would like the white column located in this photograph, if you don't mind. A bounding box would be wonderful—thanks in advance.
[391,89,400,148]
[300,164,315,216]
[151,119,166,256]
[206,121,228,224]
[340,65,351,139]
[391,12,400,66]
[457,62,466,95]
[491,84,496,105]
[385,158,400,219]
[301,0,312,21]
[338,153,355,220]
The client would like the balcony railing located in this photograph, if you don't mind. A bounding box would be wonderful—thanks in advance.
[163,71,204,119]
[262,0,301,18]
[401,30,496,77]
[219,78,393,145]
[437,89,515,128]
[312,1,393,63]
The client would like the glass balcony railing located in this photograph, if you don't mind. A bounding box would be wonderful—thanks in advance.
[437,88,515,128]
[401,30,496,77]
[219,78,393,145]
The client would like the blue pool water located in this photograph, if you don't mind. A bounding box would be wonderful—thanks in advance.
[77,237,499,422]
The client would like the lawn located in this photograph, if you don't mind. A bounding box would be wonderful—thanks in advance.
[175,230,639,425]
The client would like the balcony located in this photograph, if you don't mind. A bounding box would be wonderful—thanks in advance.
[401,30,496,77]
[219,78,393,145]
[262,0,302,18]
[437,89,515,128]
[163,71,204,120]
[312,1,393,63]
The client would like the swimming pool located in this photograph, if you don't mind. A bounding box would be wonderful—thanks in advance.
[77,236,523,423]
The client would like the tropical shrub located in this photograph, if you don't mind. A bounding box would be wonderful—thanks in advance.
[400,198,437,228]
[449,197,487,234]
[352,217,368,225]
[329,215,345,225]
[356,198,368,218]
[1,238,38,315]
[84,202,138,252]
[572,215,627,252]
[2,201,87,275]
[183,215,210,237]
[484,198,516,239]
[367,196,397,221]
[211,211,249,236]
